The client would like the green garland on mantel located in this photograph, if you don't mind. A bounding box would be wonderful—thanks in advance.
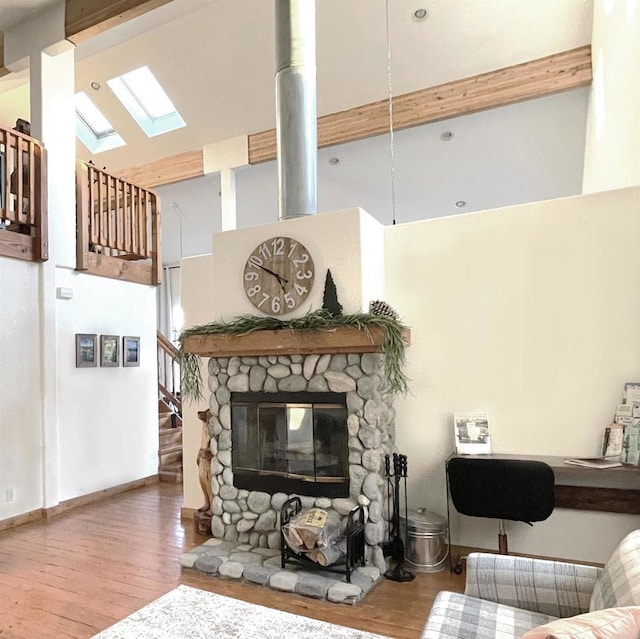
[178,309,410,402]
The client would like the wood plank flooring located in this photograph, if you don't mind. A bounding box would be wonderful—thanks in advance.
[0,483,465,638]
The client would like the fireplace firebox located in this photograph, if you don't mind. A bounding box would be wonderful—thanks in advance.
[231,391,348,497]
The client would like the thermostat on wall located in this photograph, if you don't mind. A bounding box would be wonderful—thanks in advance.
[56,286,74,300]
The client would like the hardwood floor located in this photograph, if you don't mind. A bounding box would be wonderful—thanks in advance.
[0,483,465,638]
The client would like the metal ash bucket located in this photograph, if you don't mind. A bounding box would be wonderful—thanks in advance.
[402,508,448,573]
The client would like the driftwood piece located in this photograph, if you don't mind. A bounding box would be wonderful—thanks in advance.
[195,409,215,536]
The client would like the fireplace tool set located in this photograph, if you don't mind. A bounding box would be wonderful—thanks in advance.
[382,452,415,582]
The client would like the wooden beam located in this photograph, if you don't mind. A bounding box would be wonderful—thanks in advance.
[65,0,174,45]
[0,230,34,262]
[249,45,592,163]
[120,46,592,185]
[117,149,204,189]
[182,326,411,358]
[83,251,157,285]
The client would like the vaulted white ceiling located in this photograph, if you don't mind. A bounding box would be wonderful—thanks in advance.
[0,0,595,265]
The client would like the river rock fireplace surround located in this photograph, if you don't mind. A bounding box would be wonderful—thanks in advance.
[183,327,409,572]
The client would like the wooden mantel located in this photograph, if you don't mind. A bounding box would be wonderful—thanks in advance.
[181,326,411,358]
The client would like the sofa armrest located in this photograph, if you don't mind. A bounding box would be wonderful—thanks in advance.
[464,552,601,617]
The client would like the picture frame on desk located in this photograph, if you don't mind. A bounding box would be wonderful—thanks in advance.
[453,411,491,455]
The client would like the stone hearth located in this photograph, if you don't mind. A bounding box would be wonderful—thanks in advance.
[204,350,396,573]
[180,538,382,604]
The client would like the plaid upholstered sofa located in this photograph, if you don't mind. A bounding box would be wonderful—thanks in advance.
[422,529,640,638]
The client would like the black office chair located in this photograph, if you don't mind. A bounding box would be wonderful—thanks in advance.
[446,457,554,573]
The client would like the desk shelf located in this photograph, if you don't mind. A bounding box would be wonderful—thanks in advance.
[449,453,640,515]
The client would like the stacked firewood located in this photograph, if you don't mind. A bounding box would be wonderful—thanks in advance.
[282,508,346,566]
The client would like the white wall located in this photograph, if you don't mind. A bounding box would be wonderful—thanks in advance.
[386,186,640,563]
[0,258,44,519]
[180,187,640,563]
[583,0,640,193]
[180,254,215,510]
[209,208,381,321]
[0,260,159,521]
[55,269,159,500]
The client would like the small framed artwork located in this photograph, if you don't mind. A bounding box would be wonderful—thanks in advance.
[100,335,120,367]
[76,333,97,368]
[123,335,141,367]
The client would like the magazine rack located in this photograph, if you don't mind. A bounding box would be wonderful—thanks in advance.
[446,456,554,573]
[279,496,365,583]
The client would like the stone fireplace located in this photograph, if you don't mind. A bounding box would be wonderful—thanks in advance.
[190,327,404,573]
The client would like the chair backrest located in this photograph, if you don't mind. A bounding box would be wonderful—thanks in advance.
[447,457,554,523]
[591,529,640,611]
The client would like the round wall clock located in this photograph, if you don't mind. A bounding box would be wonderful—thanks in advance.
[243,236,315,316]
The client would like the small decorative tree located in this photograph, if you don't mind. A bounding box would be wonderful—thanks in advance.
[322,269,343,316]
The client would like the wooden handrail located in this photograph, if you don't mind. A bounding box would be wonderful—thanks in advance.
[0,124,48,262]
[157,331,181,412]
[76,159,162,285]
[157,330,178,356]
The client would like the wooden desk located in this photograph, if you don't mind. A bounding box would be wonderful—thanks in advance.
[449,453,640,515]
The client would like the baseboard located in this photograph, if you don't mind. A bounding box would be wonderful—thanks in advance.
[0,507,43,532]
[0,474,159,531]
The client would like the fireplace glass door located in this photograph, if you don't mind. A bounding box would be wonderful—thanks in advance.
[231,392,348,497]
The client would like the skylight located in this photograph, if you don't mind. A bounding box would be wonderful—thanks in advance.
[107,66,186,138]
[74,92,125,154]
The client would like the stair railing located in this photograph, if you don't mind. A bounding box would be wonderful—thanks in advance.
[0,125,48,262]
[157,331,181,413]
[76,160,162,285]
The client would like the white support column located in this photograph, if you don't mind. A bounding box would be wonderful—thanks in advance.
[30,46,75,509]
[203,135,249,233]
[583,1,640,193]
[30,47,76,267]
[220,168,237,231]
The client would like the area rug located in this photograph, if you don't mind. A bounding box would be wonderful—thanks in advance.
[92,584,391,638]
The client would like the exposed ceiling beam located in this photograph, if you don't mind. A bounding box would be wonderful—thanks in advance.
[65,0,174,45]
[118,45,592,188]
[249,45,592,164]
[117,149,204,190]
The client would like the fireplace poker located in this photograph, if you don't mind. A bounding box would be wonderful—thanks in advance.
[383,453,414,582]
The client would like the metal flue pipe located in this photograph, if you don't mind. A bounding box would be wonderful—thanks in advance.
[275,0,317,220]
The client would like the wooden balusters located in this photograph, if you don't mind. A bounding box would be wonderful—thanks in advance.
[0,124,48,262]
[157,331,181,412]
[75,159,162,285]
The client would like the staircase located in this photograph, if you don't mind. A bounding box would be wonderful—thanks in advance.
[157,331,183,482]
[158,398,183,482]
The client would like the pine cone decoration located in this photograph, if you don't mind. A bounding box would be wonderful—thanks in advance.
[369,300,400,320]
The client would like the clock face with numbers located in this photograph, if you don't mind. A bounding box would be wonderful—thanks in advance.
[243,236,315,316]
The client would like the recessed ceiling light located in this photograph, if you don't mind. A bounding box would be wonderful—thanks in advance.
[455,201,466,208]
[414,8,428,19]
[329,157,340,165]
[90,81,101,91]
[440,131,453,141]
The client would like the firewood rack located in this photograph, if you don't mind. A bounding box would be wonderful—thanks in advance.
[280,496,365,583]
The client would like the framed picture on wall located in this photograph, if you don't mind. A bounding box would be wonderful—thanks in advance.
[123,336,140,367]
[100,335,120,367]
[75,333,97,368]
